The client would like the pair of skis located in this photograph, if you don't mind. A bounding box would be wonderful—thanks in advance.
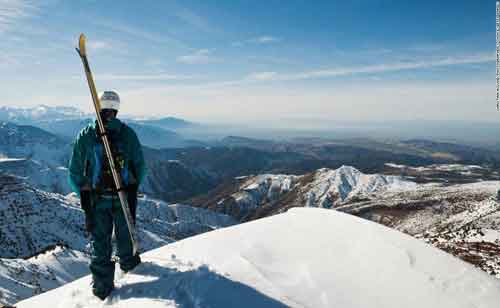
[75,34,139,255]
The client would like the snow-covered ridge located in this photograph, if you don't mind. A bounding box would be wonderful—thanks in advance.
[211,166,418,220]
[16,208,500,308]
[386,162,485,173]
[304,165,417,207]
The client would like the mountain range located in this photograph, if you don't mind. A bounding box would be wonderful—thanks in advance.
[2,105,500,306]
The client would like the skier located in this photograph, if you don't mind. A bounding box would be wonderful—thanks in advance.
[68,90,146,300]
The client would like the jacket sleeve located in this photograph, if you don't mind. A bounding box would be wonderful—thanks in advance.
[68,130,88,196]
[129,128,146,186]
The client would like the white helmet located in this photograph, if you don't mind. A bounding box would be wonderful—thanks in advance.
[99,90,120,111]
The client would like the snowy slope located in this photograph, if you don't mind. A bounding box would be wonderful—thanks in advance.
[335,180,500,277]
[0,122,70,166]
[0,173,236,258]
[0,122,71,194]
[230,174,298,217]
[188,166,500,278]
[0,173,237,305]
[0,246,89,305]
[0,158,71,194]
[16,208,500,308]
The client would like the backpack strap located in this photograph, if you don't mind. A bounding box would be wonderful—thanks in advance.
[120,122,138,184]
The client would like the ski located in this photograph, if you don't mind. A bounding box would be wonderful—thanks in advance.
[75,33,139,255]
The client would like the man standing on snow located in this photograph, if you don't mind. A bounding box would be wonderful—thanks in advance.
[68,90,146,300]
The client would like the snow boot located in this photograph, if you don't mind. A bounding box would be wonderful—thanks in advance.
[92,284,114,300]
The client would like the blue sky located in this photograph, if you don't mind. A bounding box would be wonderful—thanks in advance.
[0,0,497,125]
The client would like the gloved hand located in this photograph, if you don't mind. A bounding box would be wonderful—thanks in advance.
[127,184,138,225]
[84,212,94,233]
[80,189,94,233]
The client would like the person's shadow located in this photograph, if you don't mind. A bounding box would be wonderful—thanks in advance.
[111,261,290,308]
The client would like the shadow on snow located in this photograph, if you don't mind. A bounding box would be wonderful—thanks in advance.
[111,261,289,307]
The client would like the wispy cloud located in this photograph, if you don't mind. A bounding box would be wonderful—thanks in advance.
[407,43,446,53]
[0,0,38,33]
[232,35,281,47]
[247,53,495,81]
[253,36,280,44]
[95,73,198,81]
[96,20,188,49]
[176,49,216,64]
[247,71,278,81]
[174,6,212,32]
[88,40,112,51]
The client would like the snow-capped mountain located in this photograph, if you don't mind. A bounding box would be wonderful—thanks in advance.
[0,105,88,123]
[303,165,417,206]
[0,173,236,305]
[190,165,417,220]
[15,208,500,308]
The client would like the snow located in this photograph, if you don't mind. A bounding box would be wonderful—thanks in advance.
[15,208,500,308]
[0,247,89,305]
[231,174,298,213]
[385,162,485,172]
[0,157,25,162]
[305,165,417,207]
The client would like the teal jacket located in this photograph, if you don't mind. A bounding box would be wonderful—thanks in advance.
[68,118,146,197]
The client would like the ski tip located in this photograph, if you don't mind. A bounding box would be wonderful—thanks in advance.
[78,33,87,56]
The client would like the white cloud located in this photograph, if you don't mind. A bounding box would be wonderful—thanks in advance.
[88,40,112,51]
[95,73,197,81]
[247,53,495,81]
[0,0,37,33]
[254,36,279,44]
[247,71,278,81]
[176,49,215,64]
[232,35,281,47]
[97,20,187,49]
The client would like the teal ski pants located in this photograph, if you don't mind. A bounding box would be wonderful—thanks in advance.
[89,197,140,292]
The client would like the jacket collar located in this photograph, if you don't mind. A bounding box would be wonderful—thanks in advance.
[92,118,123,138]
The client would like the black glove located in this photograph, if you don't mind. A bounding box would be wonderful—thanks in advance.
[80,190,94,233]
[127,184,138,225]
[84,212,94,233]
